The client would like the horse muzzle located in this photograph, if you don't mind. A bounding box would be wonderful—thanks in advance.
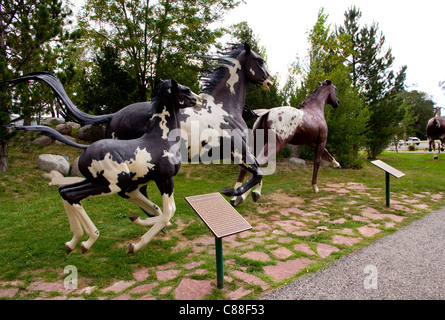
[192,92,203,108]
[261,75,274,91]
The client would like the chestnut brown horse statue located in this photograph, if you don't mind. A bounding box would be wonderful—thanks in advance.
[426,107,445,159]
[231,80,340,206]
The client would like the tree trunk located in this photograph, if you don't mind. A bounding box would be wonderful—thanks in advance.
[0,139,8,173]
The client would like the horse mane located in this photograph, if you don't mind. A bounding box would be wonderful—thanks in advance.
[299,80,331,108]
[199,44,245,95]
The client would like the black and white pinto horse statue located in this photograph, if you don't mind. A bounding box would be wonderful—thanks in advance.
[4,43,274,202]
[11,79,197,253]
[426,107,445,159]
[231,80,340,206]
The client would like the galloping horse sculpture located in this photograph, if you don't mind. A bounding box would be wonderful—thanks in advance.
[426,107,445,159]
[13,79,197,253]
[4,43,274,201]
[231,80,340,206]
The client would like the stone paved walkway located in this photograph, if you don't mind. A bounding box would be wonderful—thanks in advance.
[1,183,442,300]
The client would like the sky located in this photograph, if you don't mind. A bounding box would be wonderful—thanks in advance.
[218,0,445,109]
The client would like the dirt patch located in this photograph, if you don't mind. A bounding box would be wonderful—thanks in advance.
[257,190,304,214]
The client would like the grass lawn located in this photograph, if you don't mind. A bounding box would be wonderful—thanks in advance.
[1,144,444,300]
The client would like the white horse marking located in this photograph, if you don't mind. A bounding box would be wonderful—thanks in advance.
[152,108,171,139]
[265,107,304,141]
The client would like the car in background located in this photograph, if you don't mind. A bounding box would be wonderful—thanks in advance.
[407,137,421,145]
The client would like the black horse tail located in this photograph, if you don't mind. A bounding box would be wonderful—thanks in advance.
[0,72,114,126]
[7,125,89,149]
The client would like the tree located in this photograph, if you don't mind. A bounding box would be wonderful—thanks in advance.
[399,90,435,140]
[0,0,70,172]
[284,8,370,168]
[337,6,407,159]
[74,45,139,114]
[78,0,242,102]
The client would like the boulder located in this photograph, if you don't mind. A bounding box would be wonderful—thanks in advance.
[32,135,53,146]
[289,157,306,165]
[70,156,84,178]
[78,124,105,142]
[42,170,64,180]
[42,118,65,126]
[55,123,73,135]
[37,154,70,176]
[55,135,78,146]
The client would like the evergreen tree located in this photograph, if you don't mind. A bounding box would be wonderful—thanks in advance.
[337,6,407,158]
[0,0,70,172]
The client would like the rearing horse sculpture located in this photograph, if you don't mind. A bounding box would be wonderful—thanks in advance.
[231,80,339,206]
[3,44,273,201]
[426,107,445,159]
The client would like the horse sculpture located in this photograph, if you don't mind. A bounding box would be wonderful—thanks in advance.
[3,43,274,202]
[426,107,445,159]
[231,80,340,206]
[12,79,197,253]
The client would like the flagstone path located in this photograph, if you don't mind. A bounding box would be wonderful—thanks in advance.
[1,182,442,300]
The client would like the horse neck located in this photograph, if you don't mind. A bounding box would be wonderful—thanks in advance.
[206,61,248,115]
[302,88,330,116]
[143,102,180,140]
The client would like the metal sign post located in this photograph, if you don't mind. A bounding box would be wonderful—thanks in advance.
[185,193,252,289]
[371,160,405,207]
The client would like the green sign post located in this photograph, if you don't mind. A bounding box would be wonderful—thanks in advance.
[185,193,252,289]
[371,160,405,207]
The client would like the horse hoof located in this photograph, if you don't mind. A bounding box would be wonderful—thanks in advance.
[161,226,167,234]
[80,243,89,254]
[252,192,261,202]
[127,244,135,254]
[220,186,235,197]
[65,243,73,254]
[129,214,140,222]
[231,196,244,207]
[312,185,320,193]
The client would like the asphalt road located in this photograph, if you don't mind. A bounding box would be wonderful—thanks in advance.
[261,207,445,300]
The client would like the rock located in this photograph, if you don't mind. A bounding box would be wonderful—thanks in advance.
[78,124,105,142]
[42,170,64,180]
[289,157,306,165]
[42,118,65,126]
[66,121,81,130]
[37,154,70,176]
[55,135,77,146]
[32,135,53,146]
[55,123,73,135]
[70,156,84,177]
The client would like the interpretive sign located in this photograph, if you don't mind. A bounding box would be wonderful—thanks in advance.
[185,193,252,289]
[371,160,405,179]
[185,193,252,238]
[371,160,405,207]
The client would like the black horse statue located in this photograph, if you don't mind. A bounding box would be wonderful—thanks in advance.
[231,80,340,206]
[12,79,197,253]
[426,107,445,159]
[4,43,274,201]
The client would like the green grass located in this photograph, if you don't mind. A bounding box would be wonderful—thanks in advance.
[1,145,445,299]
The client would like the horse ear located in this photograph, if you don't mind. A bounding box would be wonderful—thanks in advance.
[244,42,251,54]
[325,80,332,85]
[170,79,178,91]
[318,81,322,86]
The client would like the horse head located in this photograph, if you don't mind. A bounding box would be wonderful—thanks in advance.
[155,79,197,110]
[319,80,339,108]
[242,43,274,90]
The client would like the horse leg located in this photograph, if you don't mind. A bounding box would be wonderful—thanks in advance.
[59,180,111,253]
[309,143,340,168]
[312,142,326,193]
[322,148,341,168]
[127,178,176,253]
[230,167,249,206]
